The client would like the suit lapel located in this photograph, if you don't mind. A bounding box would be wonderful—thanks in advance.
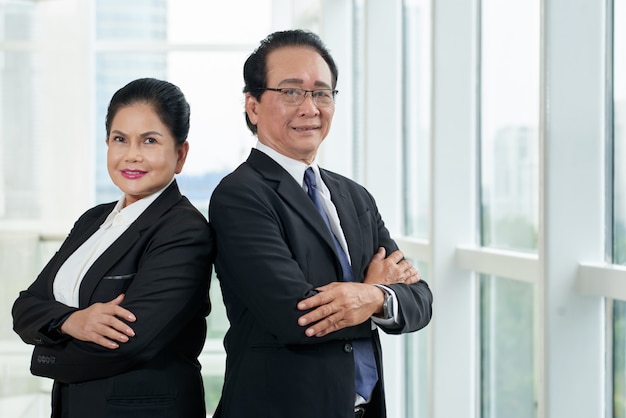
[247,150,364,279]
[61,209,111,260]
[247,150,339,257]
[77,181,183,307]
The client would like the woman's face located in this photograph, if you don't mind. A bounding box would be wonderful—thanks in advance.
[106,102,188,207]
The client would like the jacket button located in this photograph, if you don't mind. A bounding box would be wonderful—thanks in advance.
[34,338,43,344]
[343,343,353,353]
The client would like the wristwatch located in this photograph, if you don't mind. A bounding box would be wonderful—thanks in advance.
[380,287,393,319]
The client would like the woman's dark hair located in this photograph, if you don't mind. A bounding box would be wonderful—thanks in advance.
[242,29,339,134]
[105,78,191,145]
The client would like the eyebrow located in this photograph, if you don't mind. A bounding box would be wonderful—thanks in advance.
[111,130,164,137]
[276,78,333,89]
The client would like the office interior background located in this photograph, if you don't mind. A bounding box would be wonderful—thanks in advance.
[0,0,624,417]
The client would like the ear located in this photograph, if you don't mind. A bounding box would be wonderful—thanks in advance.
[245,93,260,126]
[174,141,189,174]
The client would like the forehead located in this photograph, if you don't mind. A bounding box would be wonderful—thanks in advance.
[112,103,158,122]
[265,46,333,87]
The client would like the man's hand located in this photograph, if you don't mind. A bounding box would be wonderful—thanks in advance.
[60,294,136,349]
[297,282,384,337]
[364,247,421,285]
[296,247,421,337]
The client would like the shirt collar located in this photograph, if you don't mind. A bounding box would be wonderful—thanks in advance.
[255,141,320,188]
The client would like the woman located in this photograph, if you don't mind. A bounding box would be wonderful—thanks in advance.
[12,78,212,417]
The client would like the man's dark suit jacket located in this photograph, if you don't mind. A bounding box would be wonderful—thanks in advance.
[12,181,213,418]
[209,149,433,418]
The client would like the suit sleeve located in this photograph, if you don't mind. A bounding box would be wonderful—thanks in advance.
[12,208,104,346]
[353,185,433,335]
[209,176,371,346]
[18,203,213,384]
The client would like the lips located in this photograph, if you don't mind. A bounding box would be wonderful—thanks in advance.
[121,169,147,179]
[293,125,319,131]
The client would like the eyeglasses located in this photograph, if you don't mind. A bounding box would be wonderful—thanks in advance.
[257,87,338,107]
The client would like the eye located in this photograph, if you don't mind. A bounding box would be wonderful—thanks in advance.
[312,90,331,99]
[112,136,125,143]
[282,88,303,97]
[144,137,157,144]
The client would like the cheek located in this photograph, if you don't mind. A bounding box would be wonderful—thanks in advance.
[161,152,182,172]
[321,110,334,131]
[106,148,118,167]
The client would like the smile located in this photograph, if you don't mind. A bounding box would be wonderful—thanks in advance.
[121,169,147,179]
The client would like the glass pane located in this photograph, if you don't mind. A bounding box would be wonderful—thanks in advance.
[352,0,366,181]
[0,235,57,417]
[614,0,626,266]
[405,261,430,418]
[0,1,36,42]
[1,51,40,219]
[403,0,431,240]
[480,0,540,252]
[169,0,272,44]
[96,0,167,41]
[1,3,78,416]
[614,0,626,416]
[480,275,536,418]
[96,0,272,44]
[615,301,626,417]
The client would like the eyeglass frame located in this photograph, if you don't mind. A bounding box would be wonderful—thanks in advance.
[255,87,338,107]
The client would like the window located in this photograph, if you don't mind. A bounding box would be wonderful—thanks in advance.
[403,0,431,241]
[613,0,626,415]
[479,0,540,416]
[402,0,432,417]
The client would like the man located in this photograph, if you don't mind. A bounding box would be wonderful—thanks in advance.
[209,29,433,418]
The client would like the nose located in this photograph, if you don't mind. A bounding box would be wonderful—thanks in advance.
[124,141,143,162]
[298,92,320,116]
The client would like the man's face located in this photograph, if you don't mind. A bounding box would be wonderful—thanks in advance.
[245,46,335,165]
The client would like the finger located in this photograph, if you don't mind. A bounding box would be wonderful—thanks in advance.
[109,293,125,305]
[305,312,344,337]
[88,319,132,344]
[371,247,386,263]
[398,259,413,271]
[405,267,421,284]
[78,321,121,348]
[297,289,333,311]
[102,324,132,343]
[386,249,405,264]
[107,295,137,322]
[112,306,136,322]
[92,334,120,349]
[404,271,417,284]
[108,317,136,337]
[298,303,335,326]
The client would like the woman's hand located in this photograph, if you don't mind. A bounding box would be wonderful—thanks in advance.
[60,294,136,349]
